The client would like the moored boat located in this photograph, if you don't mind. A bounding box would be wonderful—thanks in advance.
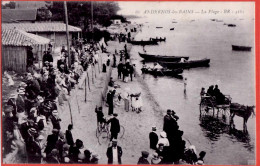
[128,40,158,45]
[227,24,236,27]
[232,45,252,51]
[150,37,166,42]
[170,28,175,30]
[156,26,163,28]
[159,58,210,69]
[141,68,183,76]
[138,52,189,62]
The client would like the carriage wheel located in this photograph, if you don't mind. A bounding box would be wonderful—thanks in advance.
[200,99,214,116]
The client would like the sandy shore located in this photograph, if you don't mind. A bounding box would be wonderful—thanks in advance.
[57,38,167,164]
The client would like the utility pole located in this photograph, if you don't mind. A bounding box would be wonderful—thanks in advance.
[91,1,94,44]
[64,1,71,67]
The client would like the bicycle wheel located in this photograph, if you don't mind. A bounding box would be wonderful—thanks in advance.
[98,125,110,145]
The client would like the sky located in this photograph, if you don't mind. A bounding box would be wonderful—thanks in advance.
[118,2,255,20]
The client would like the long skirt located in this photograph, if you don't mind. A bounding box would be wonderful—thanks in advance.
[124,99,129,111]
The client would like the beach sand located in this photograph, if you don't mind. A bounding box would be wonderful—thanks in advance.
[57,39,166,164]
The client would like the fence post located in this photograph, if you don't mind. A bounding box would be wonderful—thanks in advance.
[85,78,87,103]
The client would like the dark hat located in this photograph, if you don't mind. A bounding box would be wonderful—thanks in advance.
[171,110,176,114]
[141,151,149,158]
[76,139,84,149]
[167,109,171,113]
[113,113,118,117]
[52,128,59,133]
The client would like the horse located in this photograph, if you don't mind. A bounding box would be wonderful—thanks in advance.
[230,103,255,132]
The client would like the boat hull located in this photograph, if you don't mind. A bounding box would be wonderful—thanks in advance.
[141,68,183,76]
[138,52,189,62]
[128,40,158,45]
[159,59,210,69]
[232,45,252,51]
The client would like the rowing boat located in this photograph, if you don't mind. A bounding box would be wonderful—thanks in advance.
[141,68,183,76]
[159,58,210,69]
[232,45,252,51]
[128,40,158,45]
[138,52,189,62]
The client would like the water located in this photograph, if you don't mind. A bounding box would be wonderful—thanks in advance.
[130,18,255,164]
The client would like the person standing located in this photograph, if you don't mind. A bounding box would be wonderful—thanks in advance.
[44,129,59,156]
[184,78,187,94]
[117,61,123,79]
[137,151,150,164]
[107,113,120,141]
[149,126,159,150]
[66,124,74,146]
[106,139,123,164]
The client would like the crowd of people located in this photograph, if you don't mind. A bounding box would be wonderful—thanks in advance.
[143,109,206,165]
[201,85,226,104]
[2,41,106,163]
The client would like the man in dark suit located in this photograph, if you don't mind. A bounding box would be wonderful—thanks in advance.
[137,151,150,164]
[49,110,61,130]
[106,139,123,164]
[107,113,120,141]
[149,126,158,150]
[45,129,59,155]
[65,124,74,146]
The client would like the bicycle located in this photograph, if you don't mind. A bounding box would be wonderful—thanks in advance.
[96,122,125,145]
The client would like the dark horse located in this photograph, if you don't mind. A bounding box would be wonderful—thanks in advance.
[230,103,255,132]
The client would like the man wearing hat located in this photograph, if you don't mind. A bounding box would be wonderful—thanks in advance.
[45,129,59,155]
[69,139,84,163]
[137,151,150,164]
[7,94,17,122]
[107,113,120,141]
[163,109,178,141]
[50,110,61,130]
[106,139,123,164]
[149,126,159,150]
[16,87,26,114]
[27,132,43,163]
[25,72,41,101]
[43,50,53,65]
[56,131,66,161]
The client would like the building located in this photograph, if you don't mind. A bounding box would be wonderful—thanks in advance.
[15,1,53,9]
[112,19,122,25]
[2,22,82,50]
[2,29,50,73]
[2,9,37,23]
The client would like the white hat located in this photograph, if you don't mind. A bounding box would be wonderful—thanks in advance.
[18,88,25,94]
[37,135,44,140]
[52,110,58,115]
[189,145,197,154]
[160,131,167,138]
[37,96,44,103]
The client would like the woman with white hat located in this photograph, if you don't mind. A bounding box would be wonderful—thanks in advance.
[156,131,170,148]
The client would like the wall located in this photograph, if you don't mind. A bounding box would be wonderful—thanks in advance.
[2,46,27,73]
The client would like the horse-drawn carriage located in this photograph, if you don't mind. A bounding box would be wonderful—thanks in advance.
[200,94,232,117]
[199,91,255,131]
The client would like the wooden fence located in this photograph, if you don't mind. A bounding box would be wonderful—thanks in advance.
[2,46,27,73]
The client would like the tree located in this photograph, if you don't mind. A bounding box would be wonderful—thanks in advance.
[2,1,15,9]
[37,7,52,21]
